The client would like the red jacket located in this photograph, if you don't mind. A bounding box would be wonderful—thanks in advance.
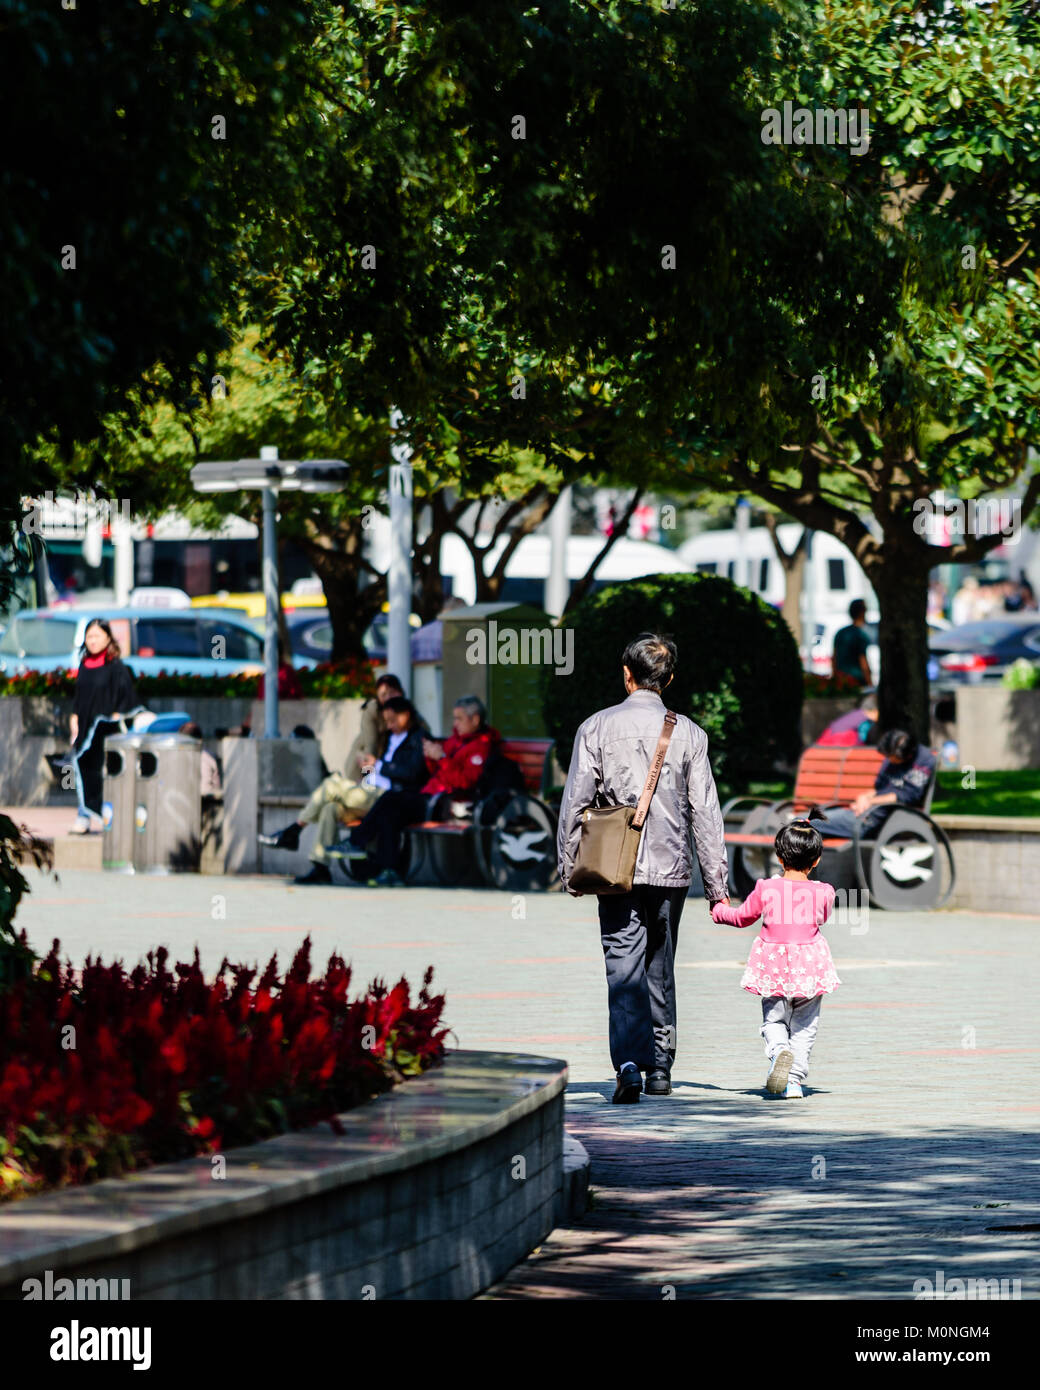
[423,726,501,796]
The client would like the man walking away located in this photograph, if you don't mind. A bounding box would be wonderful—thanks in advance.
[832,599,873,687]
[557,633,731,1103]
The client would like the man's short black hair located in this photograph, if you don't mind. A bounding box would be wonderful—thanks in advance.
[849,598,867,621]
[622,632,677,693]
[878,728,916,763]
[774,820,822,871]
[382,695,416,719]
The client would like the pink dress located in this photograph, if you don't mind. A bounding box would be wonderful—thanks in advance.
[713,877,841,999]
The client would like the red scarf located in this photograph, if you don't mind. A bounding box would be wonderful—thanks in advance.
[83,653,108,669]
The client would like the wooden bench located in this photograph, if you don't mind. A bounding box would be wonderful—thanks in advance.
[339,737,559,891]
[723,744,955,910]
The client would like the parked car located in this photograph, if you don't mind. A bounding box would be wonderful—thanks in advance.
[0,607,265,678]
[928,616,1040,686]
[285,609,333,668]
[285,608,439,666]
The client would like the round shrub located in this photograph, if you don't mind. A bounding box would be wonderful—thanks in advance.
[543,572,803,784]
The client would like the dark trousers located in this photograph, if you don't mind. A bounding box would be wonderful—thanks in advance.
[598,885,688,1075]
[72,722,118,817]
[352,790,429,871]
[809,807,886,840]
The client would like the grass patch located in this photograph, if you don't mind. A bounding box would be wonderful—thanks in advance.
[931,770,1040,819]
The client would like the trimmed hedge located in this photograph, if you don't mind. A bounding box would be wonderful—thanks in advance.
[543,572,802,782]
[0,657,376,700]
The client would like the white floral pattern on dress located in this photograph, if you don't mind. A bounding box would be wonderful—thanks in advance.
[740,934,841,998]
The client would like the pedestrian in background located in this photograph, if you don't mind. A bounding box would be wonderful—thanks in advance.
[832,599,873,686]
[557,633,730,1104]
[69,618,142,834]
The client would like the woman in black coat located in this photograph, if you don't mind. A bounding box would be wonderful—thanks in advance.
[69,618,142,833]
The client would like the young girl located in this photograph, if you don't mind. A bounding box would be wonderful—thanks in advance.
[712,820,840,1097]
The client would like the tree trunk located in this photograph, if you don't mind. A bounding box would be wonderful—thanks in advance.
[780,546,808,652]
[299,535,385,661]
[867,554,932,744]
[762,516,808,651]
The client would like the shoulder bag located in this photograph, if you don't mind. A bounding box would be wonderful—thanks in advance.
[569,711,678,895]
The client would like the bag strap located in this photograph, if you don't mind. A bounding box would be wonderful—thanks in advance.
[632,711,678,829]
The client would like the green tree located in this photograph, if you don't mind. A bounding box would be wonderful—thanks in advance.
[671,0,1040,739]
[2,0,315,504]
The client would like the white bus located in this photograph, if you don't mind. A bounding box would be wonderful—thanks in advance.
[678,523,875,622]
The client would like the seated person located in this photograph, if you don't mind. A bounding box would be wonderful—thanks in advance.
[815,692,880,747]
[329,694,501,886]
[259,673,419,883]
[807,729,937,841]
[178,721,222,795]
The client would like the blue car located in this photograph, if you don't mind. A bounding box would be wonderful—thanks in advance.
[0,606,266,678]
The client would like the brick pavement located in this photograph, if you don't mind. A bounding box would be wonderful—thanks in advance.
[11,867,1040,1299]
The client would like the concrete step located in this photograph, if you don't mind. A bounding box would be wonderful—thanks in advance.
[555,1134,591,1226]
[0,806,103,871]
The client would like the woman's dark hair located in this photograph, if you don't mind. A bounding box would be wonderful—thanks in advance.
[877,728,916,763]
[774,819,822,871]
[376,673,404,693]
[621,632,677,692]
[81,617,121,661]
[382,695,417,723]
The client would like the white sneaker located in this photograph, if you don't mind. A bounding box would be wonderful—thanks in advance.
[68,815,91,835]
[88,814,105,834]
[784,1080,804,1098]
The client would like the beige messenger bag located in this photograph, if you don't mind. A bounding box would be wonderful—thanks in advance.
[569,711,678,895]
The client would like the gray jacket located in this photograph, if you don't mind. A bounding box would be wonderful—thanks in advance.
[556,688,730,898]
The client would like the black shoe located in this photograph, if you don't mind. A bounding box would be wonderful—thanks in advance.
[259,823,302,852]
[293,862,332,885]
[644,1069,672,1096]
[612,1063,642,1104]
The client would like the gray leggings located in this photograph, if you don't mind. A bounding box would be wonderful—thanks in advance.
[761,994,823,1084]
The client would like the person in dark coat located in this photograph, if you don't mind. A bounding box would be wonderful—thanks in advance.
[69,618,142,833]
[329,694,501,886]
[284,696,429,886]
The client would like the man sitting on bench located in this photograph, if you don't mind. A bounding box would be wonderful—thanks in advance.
[807,729,937,841]
[329,694,502,886]
[258,672,420,885]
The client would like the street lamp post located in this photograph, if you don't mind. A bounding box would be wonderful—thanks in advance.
[190,455,350,739]
[387,410,413,696]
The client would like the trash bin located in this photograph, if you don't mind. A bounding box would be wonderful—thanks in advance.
[132,733,202,874]
[102,731,149,873]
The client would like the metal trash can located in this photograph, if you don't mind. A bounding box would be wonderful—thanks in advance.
[102,731,149,873]
[132,733,202,874]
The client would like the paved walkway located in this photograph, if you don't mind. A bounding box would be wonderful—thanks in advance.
[11,867,1040,1299]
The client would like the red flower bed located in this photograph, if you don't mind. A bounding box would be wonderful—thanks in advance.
[0,936,448,1201]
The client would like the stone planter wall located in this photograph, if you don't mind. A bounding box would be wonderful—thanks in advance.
[953,686,1040,771]
[934,815,1040,914]
[0,1051,567,1302]
[0,695,364,806]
